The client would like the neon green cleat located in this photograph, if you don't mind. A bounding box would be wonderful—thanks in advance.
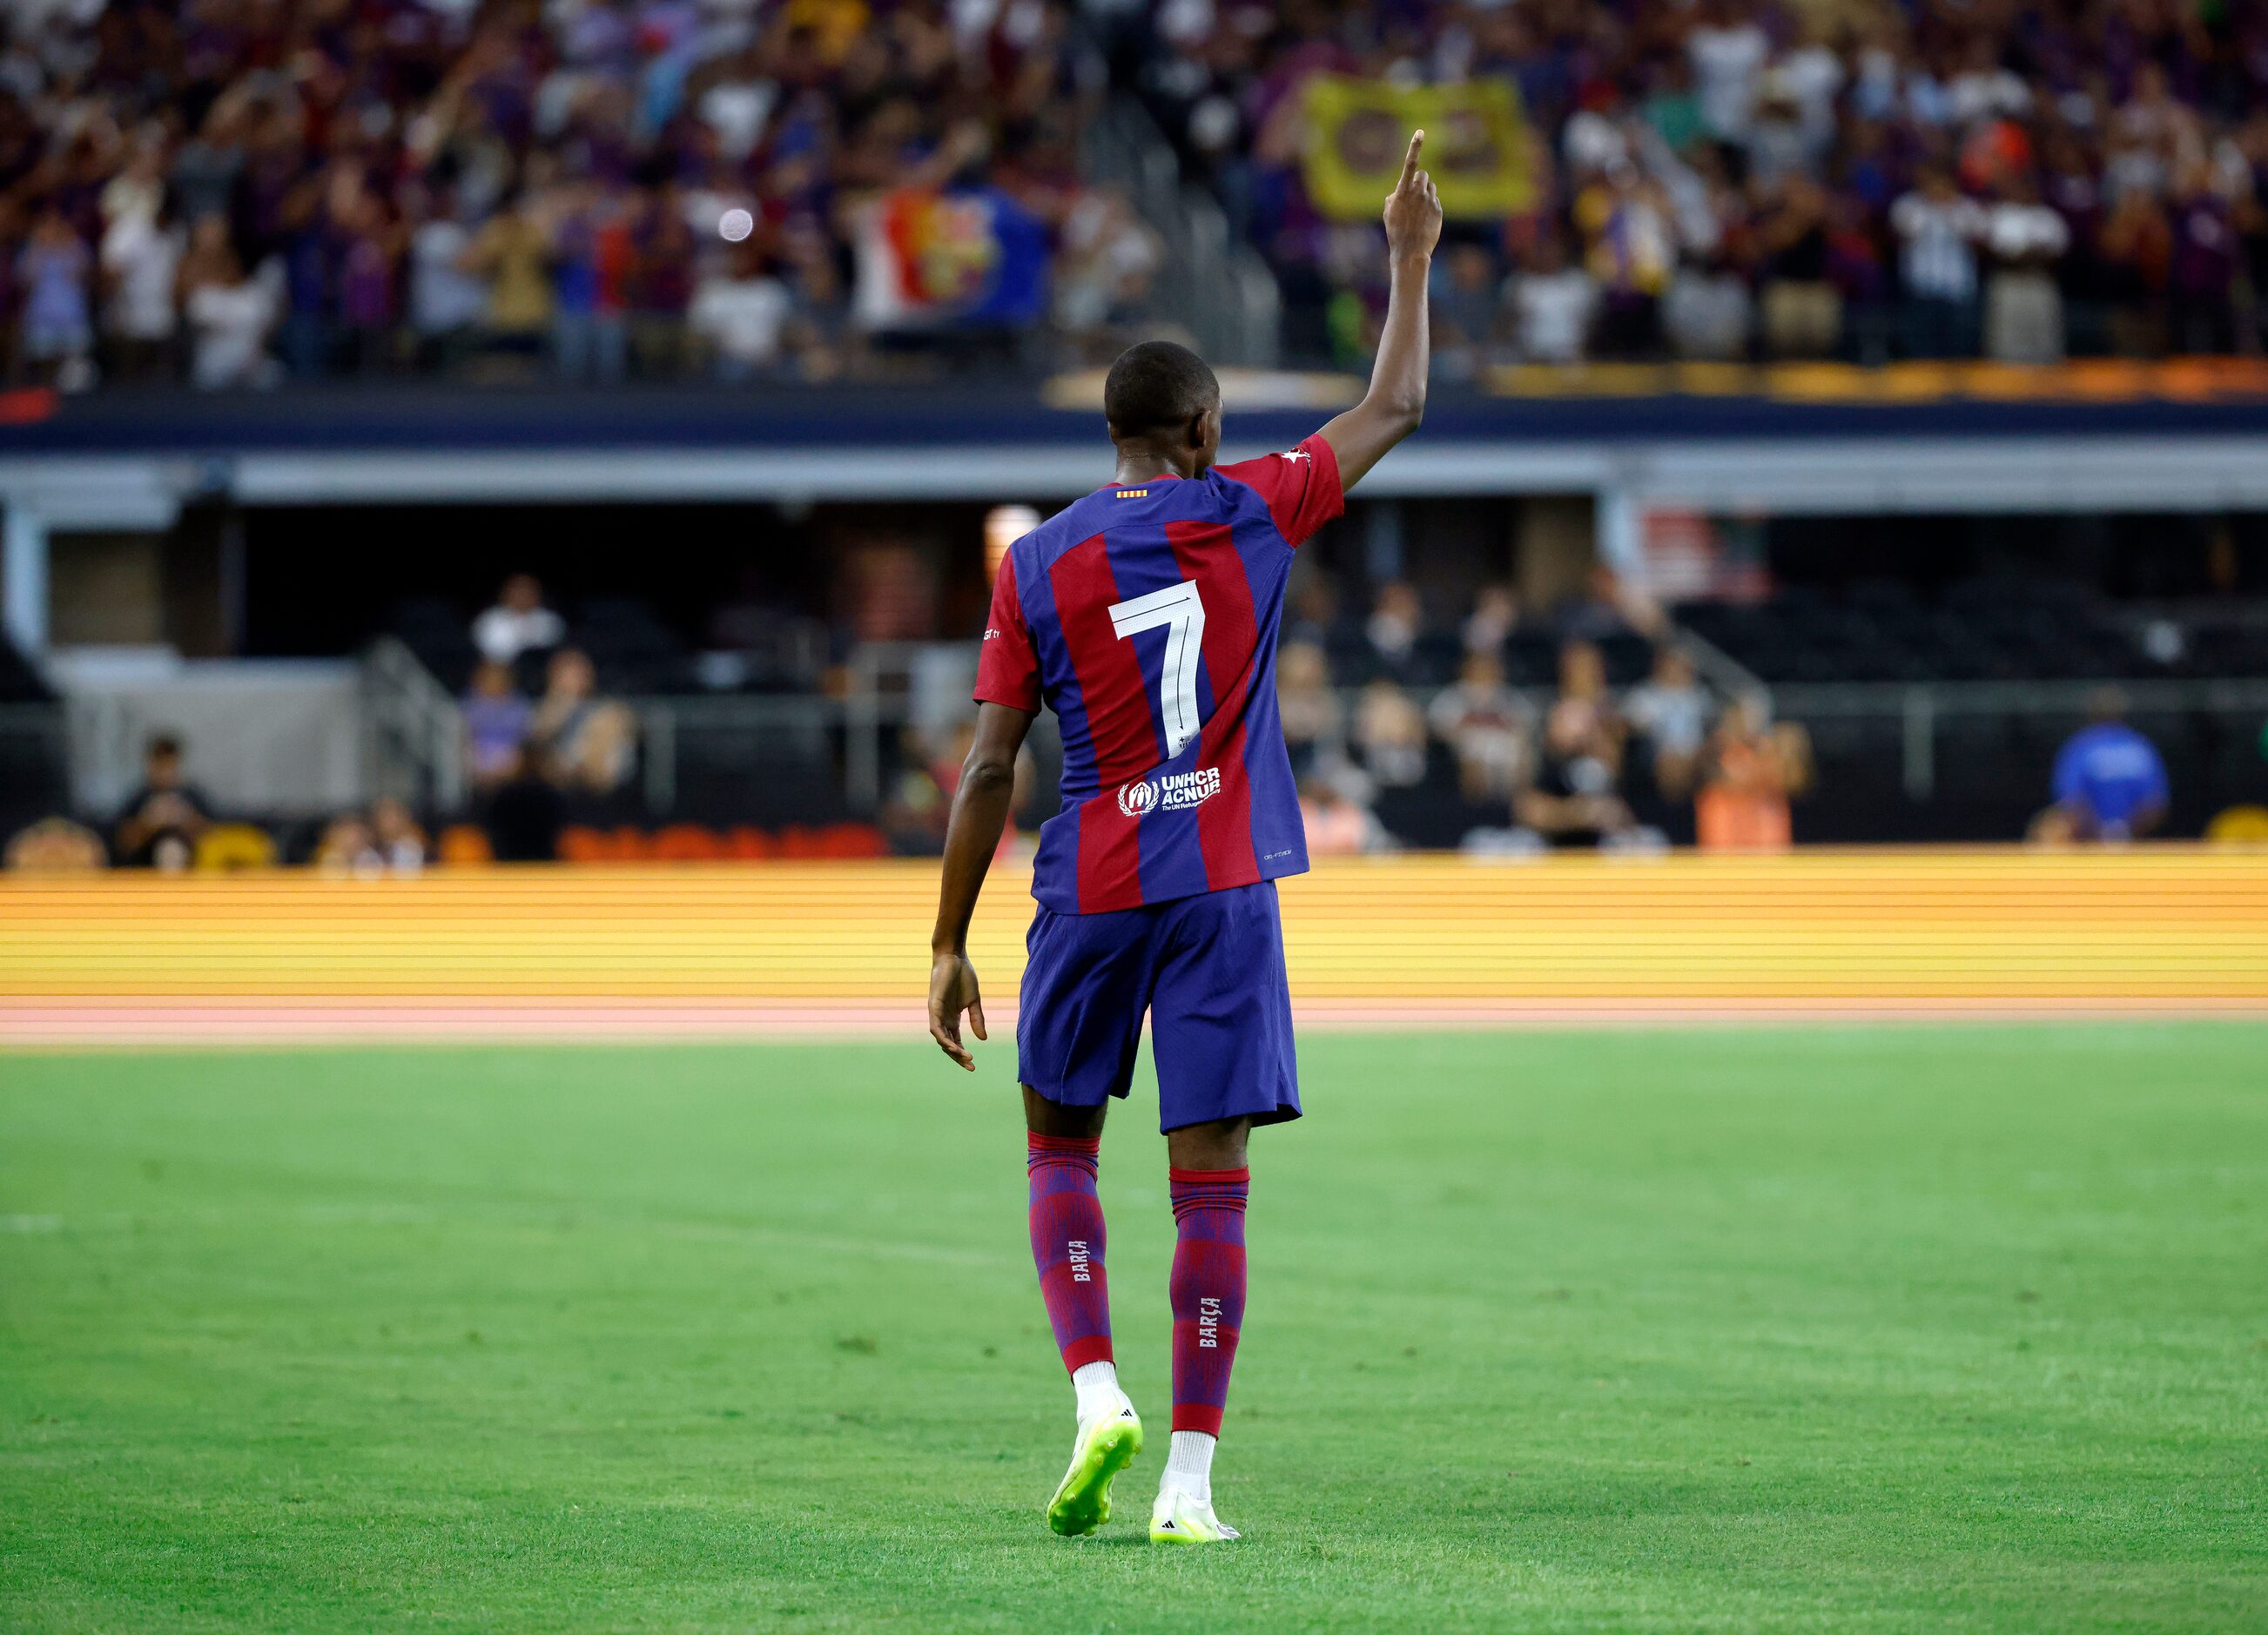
[1149,1486,1240,1544]
[1045,1401,1143,1537]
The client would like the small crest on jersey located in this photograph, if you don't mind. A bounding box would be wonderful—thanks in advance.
[1115,488,1148,498]
[1116,766,1220,818]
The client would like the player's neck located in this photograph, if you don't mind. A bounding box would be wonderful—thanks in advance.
[1112,449,1204,485]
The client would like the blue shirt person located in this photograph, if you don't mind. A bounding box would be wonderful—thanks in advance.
[2049,717,2169,840]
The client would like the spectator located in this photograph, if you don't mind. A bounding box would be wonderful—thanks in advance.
[371,797,430,874]
[1688,0,1771,144]
[1354,679,1429,790]
[1504,232,1597,364]
[1624,645,1715,800]
[313,813,385,876]
[1576,163,1675,357]
[1365,582,1424,678]
[1464,584,1521,655]
[1053,188,1162,356]
[1300,773,1390,857]
[472,575,566,667]
[98,186,184,384]
[407,186,488,374]
[1514,696,1643,850]
[4,817,106,873]
[336,193,403,376]
[1697,697,1810,851]
[1892,165,1986,358]
[1276,641,1343,779]
[1428,650,1531,800]
[528,648,637,796]
[1500,637,1651,847]
[548,183,632,386]
[1665,251,1755,362]
[463,659,535,791]
[2032,693,2170,843]
[2168,160,2241,354]
[629,184,697,380]
[463,194,555,368]
[690,242,796,382]
[2099,188,2175,357]
[178,220,280,391]
[1982,173,2070,364]
[112,735,212,871]
[18,206,95,390]
[1757,175,1841,359]
[1432,244,1504,378]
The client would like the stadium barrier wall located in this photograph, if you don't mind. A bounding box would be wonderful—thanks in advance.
[3,850,2265,1044]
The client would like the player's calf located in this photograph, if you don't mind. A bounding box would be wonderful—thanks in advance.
[1156,1164,1248,1541]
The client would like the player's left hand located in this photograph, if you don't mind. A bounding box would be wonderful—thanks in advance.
[927,951,987,1071]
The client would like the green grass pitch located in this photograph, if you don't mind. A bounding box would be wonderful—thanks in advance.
[3,1026,2265,1632]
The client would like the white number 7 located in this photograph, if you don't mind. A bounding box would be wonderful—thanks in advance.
[1107,579,1207,759]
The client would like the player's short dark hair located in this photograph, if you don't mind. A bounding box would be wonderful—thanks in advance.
[147,735,182,759]
[1104,341,1219,440]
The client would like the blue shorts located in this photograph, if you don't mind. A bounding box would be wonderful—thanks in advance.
[1017,879,1300,1134]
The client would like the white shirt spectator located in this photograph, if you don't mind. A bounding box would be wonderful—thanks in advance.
[1984,201,2069,266]
[474,603,567,665]
[1950,67,2033,126]
[100,212,183,341]
[185,265,281,389]
[1625,676,1715,759]
[699,79,777,162]
[1689,23,1771,139]
[1891,192,1988,300]
[690,272,793,369]
[1561,109,1629,177]
[1664,266,1753,360]
[1506,267,1598,363]
[1772,45,1844,145]
[410,217,488,335]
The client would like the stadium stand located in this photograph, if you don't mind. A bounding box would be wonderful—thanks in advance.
[7,0,2267,384]
[3,4,2267,871]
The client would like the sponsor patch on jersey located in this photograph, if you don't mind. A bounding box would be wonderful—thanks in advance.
[1116,766,1221,818]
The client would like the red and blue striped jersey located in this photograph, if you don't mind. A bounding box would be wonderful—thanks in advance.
[975,433,1344,914]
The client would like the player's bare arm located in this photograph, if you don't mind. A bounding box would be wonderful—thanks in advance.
[928,699,1036,1069]
[1317,129,1444,489]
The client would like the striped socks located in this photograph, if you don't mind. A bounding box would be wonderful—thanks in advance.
[1167,1167,1248,1444]
[1026,1133,1113,1376]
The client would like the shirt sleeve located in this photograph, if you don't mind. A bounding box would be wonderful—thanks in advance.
[972,548,1042,712]
[1215,432,1346,548]
[2140,740,2170,805]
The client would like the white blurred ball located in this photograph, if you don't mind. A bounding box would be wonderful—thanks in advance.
[718,207,754,243]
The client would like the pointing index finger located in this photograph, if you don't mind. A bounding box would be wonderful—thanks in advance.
[1397,129,1425,190]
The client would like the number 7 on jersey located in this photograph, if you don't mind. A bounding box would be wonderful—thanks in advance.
[1108,580,1208,759]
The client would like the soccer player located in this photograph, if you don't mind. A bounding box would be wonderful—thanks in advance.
[927,131,1443,1544]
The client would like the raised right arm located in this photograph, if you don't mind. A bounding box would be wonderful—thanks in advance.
[1318,129,1444,492]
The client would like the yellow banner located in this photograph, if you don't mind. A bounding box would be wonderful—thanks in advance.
[1302,75,1531,222]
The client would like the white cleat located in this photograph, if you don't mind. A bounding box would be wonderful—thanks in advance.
[1045,1397,1143,1537]
[1149,1485,1240,1544]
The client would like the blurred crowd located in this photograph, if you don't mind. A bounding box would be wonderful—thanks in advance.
[1134,0,2268,366]
[1266,573,1814,852]
[16,0,2268,389]
[3,0,1161,391]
